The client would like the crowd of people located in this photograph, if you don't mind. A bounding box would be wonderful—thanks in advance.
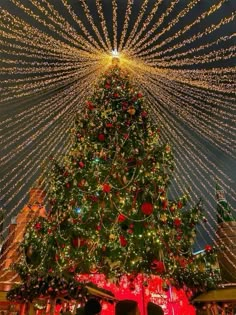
[74,299,164,315]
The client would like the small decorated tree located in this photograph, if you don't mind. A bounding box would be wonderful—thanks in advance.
[9,60,220,302]
[216,182,234,224]
[215,182,236,283]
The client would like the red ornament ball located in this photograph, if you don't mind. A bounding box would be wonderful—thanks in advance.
[117,214,126,223]
[78,179,86,188]
[179,257,188,268]
[151,259,165,273]
[141,202,154,215]
[34,222,42,230]
[205,244,212,252]
[177,200,183,209]
[72,238,81,248]
[122,101,128,110]
[78,161,85,168]
[174,218,182,227]
[102,183,111,193]
[96,225,102,231]
[86,100,95,110]
[119,235,127,247]
[98,133,105,141]
[162,199,168,210]
[72,237,86,248]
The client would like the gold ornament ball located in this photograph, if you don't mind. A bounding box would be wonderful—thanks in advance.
[198,263,206,272]
[127,106,136,115]
[109,234,116,240]
[160,214,167,222]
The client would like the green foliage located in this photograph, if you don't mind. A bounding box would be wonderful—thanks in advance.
[7,276,88,302]
[9,65,220,301]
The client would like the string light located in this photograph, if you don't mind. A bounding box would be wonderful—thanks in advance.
[128,0,179,53]
[123,0,149,51]
[0,0,235,282]
[118,0,133,52]
[95,0,112,51]
[125,0,163,51]
[80,0,108,51]
[126,65,236,267]
[112,0,118,51]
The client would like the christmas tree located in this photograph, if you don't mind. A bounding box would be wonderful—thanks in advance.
[8,58,220,302]
[216,182,234,224]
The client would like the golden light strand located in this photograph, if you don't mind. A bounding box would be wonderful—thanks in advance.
[125,0,162,51]
[139,10,236,59]
[95,0,112,51]
[141,84,236,268]
[80,0,109,51]
[123,0,149,51]
[149,34,236,63]
[112,0,118,50]
[60,0,104,52]
[128,0,183,53]
[0,0,235,264]
[118,0,133,52]
[133,0,229,57]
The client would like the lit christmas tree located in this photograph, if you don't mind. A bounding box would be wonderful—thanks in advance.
[8,58,220,302]
[216,182,234,224]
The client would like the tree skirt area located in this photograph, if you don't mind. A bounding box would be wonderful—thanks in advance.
[75,274,196,315]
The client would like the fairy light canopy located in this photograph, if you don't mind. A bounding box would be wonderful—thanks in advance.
[0,0,235,269]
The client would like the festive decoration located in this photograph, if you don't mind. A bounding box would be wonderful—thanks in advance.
[7,276,87,302]
[151,260,165,274]
[215,182,234,224]
[8,63,220,306]
[141,202,154,215]
[0,4,235,290]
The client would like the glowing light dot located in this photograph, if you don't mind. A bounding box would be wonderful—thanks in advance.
[75,207,81,214]
[111,49,119,57]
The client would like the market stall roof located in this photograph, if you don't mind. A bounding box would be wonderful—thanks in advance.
[85,284,117,302]
[193,286,236,302]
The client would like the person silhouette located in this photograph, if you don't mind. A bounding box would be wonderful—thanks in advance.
[115,300,140,315]
[147,302,164,315]
[84,299,102,315]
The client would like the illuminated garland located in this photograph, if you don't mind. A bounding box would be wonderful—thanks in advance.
[0,0,235,286]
